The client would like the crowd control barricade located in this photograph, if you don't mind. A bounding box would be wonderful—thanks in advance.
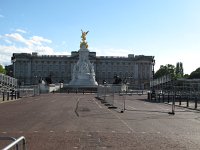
[0,136,26,150]
[97,84,127,111]
[0,73,18,102]
[19,85,39,97]
[97,85,114,106]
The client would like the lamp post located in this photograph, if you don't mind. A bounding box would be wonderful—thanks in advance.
[11,55,17,98]
[11,56,16,78]
[151,57,156,99]
[34,75,38,85]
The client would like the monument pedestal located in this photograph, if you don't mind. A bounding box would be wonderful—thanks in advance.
[69,43,98,87]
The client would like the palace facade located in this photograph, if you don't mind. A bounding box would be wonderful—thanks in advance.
[12,51,154,89]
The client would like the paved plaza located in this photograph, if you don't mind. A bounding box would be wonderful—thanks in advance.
[0,93,200,149]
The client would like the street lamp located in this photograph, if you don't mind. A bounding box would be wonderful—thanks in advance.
[151,57,156,99]
[34,75,38,85]
[11,56,16,78]
[11,55,17,97]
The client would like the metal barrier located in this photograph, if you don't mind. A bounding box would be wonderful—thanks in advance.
[97,84,128,111]
[0,85,39,103]
[0,73,18,92]
[0,74,18,102]
[97,84,148,112]
[97,85,116,106]
[19,85,40,97]
[148,79,200,110]
[0,136,26,150]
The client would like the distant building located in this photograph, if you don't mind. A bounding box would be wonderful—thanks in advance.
[11,51,154,89]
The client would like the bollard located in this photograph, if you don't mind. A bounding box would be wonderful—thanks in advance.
[167,93,170,103]
[149,92,151,101]
[3,92,5,101]
[67,90,69,94]
[7,92,9,100]
[15,91,17,99]
[174,93,176,105]
[195,97,197,109]
[11,92,13,100]
[172,94,175,114]
[158,94,161,103]
[147,92,150,100]
[17,91,20,98]
[169,94,175,115]
[83,90,84,94]
[162,93,164,103]
[179,95,181,106]
[186,96,189,107]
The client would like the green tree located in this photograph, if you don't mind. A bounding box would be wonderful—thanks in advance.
[183,74,189,78]
[189,67,200,79]
[154,64,176,79]
[0,64,6,74]
[175,62,184,79]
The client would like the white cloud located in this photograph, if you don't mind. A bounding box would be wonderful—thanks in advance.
[4,39,12,44]
[28,36,52,46]
[5,33,27,44]
[0,31,70,66]
[16,29,27,34]
[0,45,30,66]
[4,32,52,47]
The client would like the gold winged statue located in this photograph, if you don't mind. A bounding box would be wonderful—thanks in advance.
[80,30,89,48]
[81,30,89,42]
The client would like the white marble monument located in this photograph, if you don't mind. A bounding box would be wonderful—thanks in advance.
[69,30,98,86]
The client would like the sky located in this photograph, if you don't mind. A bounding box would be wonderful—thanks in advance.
[0,0,200,74]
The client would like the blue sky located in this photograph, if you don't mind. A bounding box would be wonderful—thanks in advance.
[0,0,200,74]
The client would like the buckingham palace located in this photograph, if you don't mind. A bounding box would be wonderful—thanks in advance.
[11,51,154,89]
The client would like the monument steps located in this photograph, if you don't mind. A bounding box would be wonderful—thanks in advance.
[53,86,97,94]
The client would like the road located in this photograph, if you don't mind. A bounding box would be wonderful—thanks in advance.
[0,93,200,149]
